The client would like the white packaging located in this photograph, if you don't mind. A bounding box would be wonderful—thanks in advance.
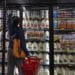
[54,55,60,64]
[54,43,57,50]
[46,10,49,19]
[45,20,49,29]
[45,31,49,40]
[6,31,9,39]
[54,68,57,75]
[38,42,43,51]
[32,42,38,51]
[68,55,74,64]
[44,68,49,75]
[14,66,19,75]
[5,42,9,49]
[56,43,61,50]
[38,67,44,75]
[0,31,2,40]
[0,10,3,18]
[41,10,45,19]
[33,20,38,29]
[56,55,60,64]
[0,20,2,28]
[22,19,27,28]
[56,67,62,75]
[43,54,49,64]
[38,53,43,60]
[43,42,49,52]
[26,42,32,51]
[41,20,46,29]
[54,55,57,64]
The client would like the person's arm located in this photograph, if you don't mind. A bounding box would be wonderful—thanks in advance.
[7,13,15,37]
[17,27,30,56]
[7,14,16,48]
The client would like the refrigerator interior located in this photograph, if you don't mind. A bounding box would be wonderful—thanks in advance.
[0,7,50,75]
[53,6,75,75]
[22,7,50,75]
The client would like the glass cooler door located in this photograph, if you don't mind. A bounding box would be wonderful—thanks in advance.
[53,6,75,75]
[0,9,3,75]
[22,7,50,75]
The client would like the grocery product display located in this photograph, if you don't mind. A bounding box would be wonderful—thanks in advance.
[38,67,49,75]
[54,7,75,75]
[22,9,49,29]
[25,31,44,40]
[0,9,50,75]
[23,8,49,75]
[54,67,75,75]
[1,3,75,75]
[0,9,21,75]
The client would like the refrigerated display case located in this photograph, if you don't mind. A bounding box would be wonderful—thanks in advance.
[1,0,75,75]
[0,6,50,75]
[22,7,50,75]
[53,6,75,75]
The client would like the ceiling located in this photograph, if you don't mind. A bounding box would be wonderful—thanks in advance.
[0,0,75,5]
[57,0,75,3]
[0,0,50,4]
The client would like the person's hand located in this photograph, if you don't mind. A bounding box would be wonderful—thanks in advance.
[25,57,28,60]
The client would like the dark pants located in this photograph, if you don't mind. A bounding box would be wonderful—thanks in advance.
[7,48,24,75]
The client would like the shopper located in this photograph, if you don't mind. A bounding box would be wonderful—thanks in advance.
[7,13,29,75]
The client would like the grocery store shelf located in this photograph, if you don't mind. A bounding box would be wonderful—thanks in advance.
[25,39,49,42]
[2,49,75,55]
[23,28,49,31]
[28,51,49,54]
[0,50,49,55]
[55,63,75,68]
[54,51,75,55]
[54,18,75,20]
[41,64,49,68]
[23,18,49,21]
[54,29,75,34]
[5,39,49,42]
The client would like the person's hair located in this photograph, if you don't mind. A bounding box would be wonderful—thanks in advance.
[12,16,20,27]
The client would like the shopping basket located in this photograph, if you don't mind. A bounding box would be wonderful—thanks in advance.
[21,56,41,75]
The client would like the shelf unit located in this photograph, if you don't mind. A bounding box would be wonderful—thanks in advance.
[1,1,75,75]
[53,6,75,75]
[0,4,50,75]
[20,7,50,75]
